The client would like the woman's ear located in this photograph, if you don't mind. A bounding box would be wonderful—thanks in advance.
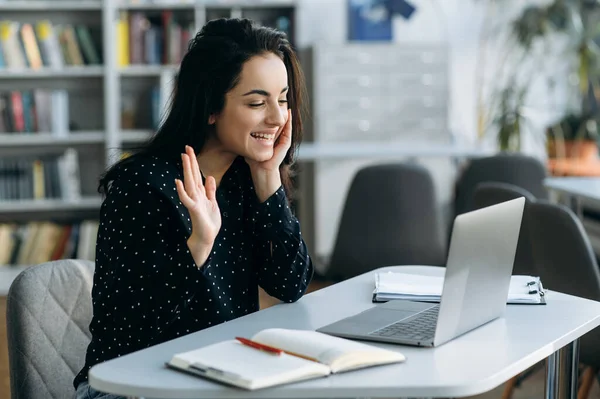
[208,114,216,125]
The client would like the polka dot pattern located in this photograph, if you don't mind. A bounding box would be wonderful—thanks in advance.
[74,155,313,388]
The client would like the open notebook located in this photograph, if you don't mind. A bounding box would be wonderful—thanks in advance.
[166,328,406,390]
[373,272,546,304]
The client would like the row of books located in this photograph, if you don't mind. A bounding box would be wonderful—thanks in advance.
[0,89,69,134]
[0,151,80,201]
[122,68,175,130]
[0,220,98,266]
[0,20,101,69]
[117,10,194,66]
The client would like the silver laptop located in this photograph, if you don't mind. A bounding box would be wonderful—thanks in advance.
[317,197,525,347]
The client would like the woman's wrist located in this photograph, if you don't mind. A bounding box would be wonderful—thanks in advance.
[251,169,282,203]
[187,236,213,268]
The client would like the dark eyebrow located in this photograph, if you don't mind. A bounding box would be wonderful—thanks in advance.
[242,86,289,97]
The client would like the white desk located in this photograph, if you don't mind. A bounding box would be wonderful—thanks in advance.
[296,142,492,161]
[544,177,600,205]
[89,265,600,399]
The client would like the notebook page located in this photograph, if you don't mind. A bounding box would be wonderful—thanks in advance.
[172,340,329,385]
[376,273,444,295]
[252,329,394,366]
[375,272,543,303]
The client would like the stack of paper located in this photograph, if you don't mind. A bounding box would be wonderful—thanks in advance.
[373,272,546,305]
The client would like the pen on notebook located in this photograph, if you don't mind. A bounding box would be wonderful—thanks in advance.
[235,337,283,355]
[235,337,320,362]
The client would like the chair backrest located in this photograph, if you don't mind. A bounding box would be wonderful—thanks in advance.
[527,201,600,367]
[473,182,537,276]
[454,153,548,217]
[326,163,446,281]
[528,201,600,301]
[7,259,94,399]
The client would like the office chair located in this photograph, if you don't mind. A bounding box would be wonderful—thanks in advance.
[472,182,537,276]
[454,153,549,217]
[526,201,600,399]
[6,259,94,399]
[324,163,446,281]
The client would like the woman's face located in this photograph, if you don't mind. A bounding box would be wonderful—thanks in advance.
[210,52,289,162]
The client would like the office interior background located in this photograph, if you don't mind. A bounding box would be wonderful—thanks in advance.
[1,0,600,398]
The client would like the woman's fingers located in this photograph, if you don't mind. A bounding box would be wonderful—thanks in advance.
[274,109,292,151]
[185,145,205,192]
[205,176,217,202]
[175,178,194,208]
[181,153,197,199]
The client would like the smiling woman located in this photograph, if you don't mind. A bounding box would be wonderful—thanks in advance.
[72,18,313,399]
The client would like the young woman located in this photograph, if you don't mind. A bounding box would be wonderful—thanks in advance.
[73,18,313,399]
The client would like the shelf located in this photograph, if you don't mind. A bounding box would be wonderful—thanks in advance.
[0,132,105,148]
[121,129,154,143]
[0,1,102,11]
[0,66,104,79]
[0,197,102,214]
[296,142,494,161]
[0,266,29,296]
[117,0,195,9]
[118,65,179,76]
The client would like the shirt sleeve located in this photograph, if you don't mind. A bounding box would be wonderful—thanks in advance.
[251,185,314,302]
[91,177,214,348]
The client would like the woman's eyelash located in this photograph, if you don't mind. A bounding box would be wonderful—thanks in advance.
[249,100,288,107]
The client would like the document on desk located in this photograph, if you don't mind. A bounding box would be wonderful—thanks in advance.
[373,272,546,304]
[166,328,406,390]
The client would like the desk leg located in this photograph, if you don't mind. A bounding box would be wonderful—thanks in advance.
[545,339,580,399]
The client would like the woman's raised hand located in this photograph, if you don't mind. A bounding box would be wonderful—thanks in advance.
[175,145,221,265]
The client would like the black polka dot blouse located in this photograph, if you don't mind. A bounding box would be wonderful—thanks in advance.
[74,154,314,389]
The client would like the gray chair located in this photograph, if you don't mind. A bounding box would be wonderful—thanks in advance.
[527,201,600,399]
[473,182,537,276]
[454,153,549,217]
[324,163,446,281]
[7,259,94,399]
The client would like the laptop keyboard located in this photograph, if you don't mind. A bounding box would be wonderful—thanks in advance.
[368,305,439,341]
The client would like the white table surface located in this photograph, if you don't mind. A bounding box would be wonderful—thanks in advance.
[296,142,492,161]
[89,265,600,399]
[544,177,600,203]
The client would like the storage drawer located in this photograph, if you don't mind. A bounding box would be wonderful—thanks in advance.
[317,95,388,116]
[316,73,387,93]
[385,95,447,118]
[317,46,391,68]
[318,117,395,141]
[387,73,448,93]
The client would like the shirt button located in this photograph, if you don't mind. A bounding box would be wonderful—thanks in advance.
[223,212,228,217]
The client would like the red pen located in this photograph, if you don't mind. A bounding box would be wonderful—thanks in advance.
[235,337,283,355]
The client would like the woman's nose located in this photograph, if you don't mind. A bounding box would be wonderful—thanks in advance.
[266,104,286,126]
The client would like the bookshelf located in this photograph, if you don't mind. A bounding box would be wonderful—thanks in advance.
[0,0,299,270]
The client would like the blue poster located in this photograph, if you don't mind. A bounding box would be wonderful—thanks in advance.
[348,0,417,41]
[348,0,393,41]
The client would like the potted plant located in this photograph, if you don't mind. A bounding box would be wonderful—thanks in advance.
[547,113,599,161]
[477,0,600,156]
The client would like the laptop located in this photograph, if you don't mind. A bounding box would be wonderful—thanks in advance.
[317,197,525,348]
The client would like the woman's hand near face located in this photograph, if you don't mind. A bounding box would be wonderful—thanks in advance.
[245,108,292,202]
[176,145,221,267]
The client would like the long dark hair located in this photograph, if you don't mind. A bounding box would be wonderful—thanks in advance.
[98,18,308,199]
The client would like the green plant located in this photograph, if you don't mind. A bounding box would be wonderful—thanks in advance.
[494,85,528,151]
[548,113,599,141]
[477,0,600,151]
